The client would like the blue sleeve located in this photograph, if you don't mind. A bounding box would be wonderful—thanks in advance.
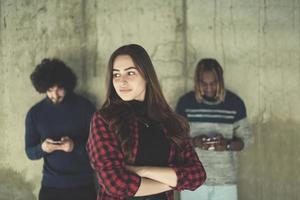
[25,110,45,160]
[73,99,96,154]
[73,141,88,155]
[235,99,247,122]
[86,101,97,123]
[233,97,253,148]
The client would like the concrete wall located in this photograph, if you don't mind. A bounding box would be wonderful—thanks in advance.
[0,0,299,199]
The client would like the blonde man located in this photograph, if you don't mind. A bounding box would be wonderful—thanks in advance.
[176,58,252,200]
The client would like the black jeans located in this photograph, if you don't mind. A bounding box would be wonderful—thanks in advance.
[39,184,96,200]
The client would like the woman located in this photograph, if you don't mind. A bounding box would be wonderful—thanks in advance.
[87,44,206,200]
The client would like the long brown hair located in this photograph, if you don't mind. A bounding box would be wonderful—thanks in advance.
[194,58,225,102]
[101,44,189,159]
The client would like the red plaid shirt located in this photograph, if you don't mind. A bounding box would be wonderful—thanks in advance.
[87,111,206,200]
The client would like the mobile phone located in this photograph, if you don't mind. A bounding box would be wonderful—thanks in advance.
[204,141,219,145]
[203,137,219,145]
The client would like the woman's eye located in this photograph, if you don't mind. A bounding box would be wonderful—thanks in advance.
[128,71,135,76]
[113,73,120,78]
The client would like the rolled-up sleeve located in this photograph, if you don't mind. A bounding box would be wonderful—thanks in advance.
[170,139,206,191]
[87,112,141,198]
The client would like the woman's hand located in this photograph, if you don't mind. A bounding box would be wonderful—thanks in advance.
[126,165,177,187]
[126,165,146,177]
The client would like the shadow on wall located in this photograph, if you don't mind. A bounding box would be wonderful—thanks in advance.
[0,168,36,200]
[239,118,300,200]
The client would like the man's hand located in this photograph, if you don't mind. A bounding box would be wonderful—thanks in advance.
[213,135,228,151]
[190,134,209,149]
[59,136,74,152]
[192,134,229,151]
[206,135,244,151]
[41,139,61,153]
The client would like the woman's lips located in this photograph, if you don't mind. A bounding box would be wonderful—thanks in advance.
[119,89,132,93]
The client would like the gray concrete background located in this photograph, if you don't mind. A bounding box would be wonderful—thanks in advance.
[0,0,299,199]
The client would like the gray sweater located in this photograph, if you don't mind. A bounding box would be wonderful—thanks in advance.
[176,90,252,185]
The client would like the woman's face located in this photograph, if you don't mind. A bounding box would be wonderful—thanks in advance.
[112,55,146,101]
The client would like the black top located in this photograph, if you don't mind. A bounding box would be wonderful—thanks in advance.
[126,100,170,200]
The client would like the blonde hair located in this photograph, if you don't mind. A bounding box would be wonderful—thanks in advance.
[194,58,225,102]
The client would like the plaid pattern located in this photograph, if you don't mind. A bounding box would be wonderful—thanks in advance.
[87,111,206,200]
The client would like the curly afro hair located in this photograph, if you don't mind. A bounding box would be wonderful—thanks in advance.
[30,58,77,93]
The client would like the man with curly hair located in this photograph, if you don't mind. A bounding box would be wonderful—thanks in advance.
[25,58,97,200]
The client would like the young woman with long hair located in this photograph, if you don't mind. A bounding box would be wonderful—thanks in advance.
[87,44,206,200]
